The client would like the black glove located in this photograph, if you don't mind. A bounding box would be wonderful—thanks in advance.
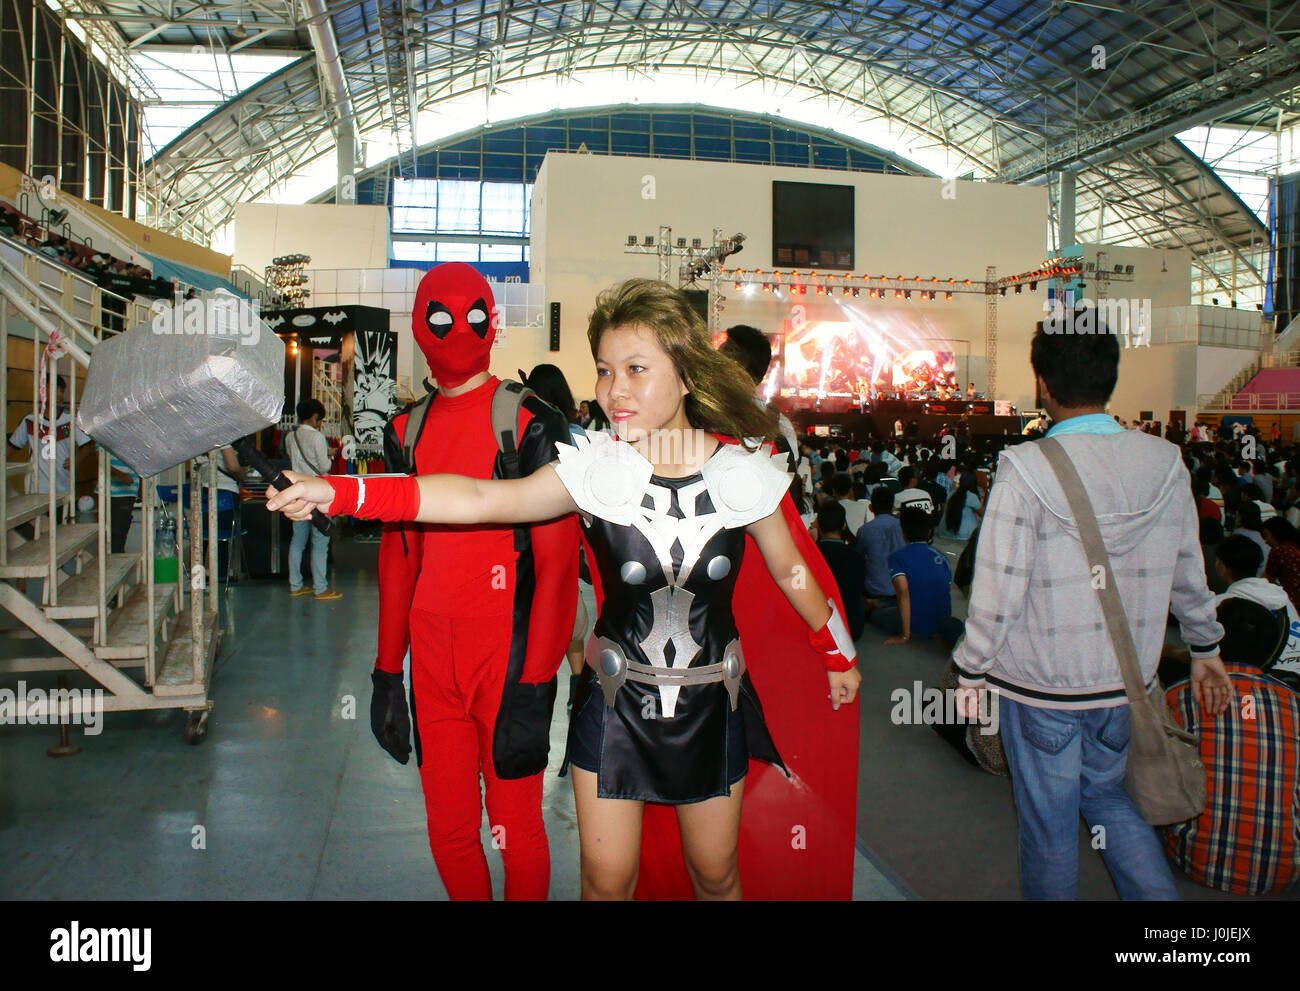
[370,670,412,765]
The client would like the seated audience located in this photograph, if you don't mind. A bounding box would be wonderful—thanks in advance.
[809,500,866,641]
[1201,517,1229,595]
[939,471,982,540]
[895,466,934,518]
[1233,502,1269,575]
[872,507,965,648]
[1263,518,1300,619]
[857,486,905,603]
[1163,597,1300,896]
[834,471,868,535]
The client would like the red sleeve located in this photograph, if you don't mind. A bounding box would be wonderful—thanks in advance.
[374,523,423,674]
[374,409,422,675]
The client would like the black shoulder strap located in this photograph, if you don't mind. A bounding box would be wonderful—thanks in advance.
[492,380,533,480]
[401,392,436,474]
[398,382,533,478]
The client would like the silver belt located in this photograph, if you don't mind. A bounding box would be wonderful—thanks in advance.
[585,635,746,713]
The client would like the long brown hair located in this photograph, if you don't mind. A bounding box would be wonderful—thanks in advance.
[586,279,778,450]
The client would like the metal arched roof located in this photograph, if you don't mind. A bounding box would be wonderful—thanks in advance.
[64,0,1300,288]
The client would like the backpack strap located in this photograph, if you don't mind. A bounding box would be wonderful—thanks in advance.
[492,379,533,480]
[401,391,436,475]
[398,381,533,479]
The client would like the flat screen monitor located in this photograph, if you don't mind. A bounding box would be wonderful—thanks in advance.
[772,181,854,270]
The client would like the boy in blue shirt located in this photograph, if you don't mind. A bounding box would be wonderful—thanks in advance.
[871,507,966,648]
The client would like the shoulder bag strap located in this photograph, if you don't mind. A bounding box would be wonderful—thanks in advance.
[1038,436,1151,707]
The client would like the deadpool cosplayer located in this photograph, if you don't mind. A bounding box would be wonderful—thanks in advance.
[370,262,579,900]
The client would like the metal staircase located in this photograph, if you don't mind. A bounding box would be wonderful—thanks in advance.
[0,234,222,745]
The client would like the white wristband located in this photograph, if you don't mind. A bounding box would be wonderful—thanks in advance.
[826,599,857,664]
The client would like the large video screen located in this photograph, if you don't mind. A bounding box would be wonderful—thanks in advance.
[772,181,854,270]
[778,319,957,401]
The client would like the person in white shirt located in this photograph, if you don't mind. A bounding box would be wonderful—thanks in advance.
[833,473,868,534]
[285,398,339,600]
[8,376,92,495]
[894,466,935,518]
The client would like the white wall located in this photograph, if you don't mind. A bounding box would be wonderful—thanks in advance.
[232,204,390,276]
[526,152,1049,411]
[1196,345,1261,399]
[1074,242,1192,309]
[1109,344,1199,421]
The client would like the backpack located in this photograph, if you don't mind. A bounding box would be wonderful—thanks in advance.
[399,379,536,480]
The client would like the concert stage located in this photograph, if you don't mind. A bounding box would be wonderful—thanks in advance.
[783,406,1023,445]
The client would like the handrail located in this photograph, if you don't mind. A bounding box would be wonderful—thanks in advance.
[1199,392,1300,411]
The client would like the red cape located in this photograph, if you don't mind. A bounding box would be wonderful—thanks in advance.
[578,435,861,900]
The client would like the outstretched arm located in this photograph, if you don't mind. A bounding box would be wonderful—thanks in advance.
[747,504,861,709]
[266,463,578,525]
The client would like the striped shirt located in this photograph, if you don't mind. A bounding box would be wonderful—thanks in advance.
[1163,667,1300,895]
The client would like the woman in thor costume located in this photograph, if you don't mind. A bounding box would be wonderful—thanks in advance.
[267,279,862,900]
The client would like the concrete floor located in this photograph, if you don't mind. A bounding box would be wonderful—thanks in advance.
[0,528,1290,900]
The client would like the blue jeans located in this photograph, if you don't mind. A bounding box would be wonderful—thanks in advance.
[289,519,330,594]
[1000,697,1179,901]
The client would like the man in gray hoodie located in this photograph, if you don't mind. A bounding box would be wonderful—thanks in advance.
[953,310,1232,900]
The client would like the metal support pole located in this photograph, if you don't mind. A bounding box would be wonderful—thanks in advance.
[189,463,201,682]
[985,265,998,400]
[46,674,82,758]
[207,454,217,616]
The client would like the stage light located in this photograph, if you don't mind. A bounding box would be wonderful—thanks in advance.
[945,292,953,301]
[643,235,655,246]
[999,287,1006,296]
[894,289,903,300]
[852,288,859,297]
[868,288,878,299]
[948,277,956,284]
[1029,281,1038,290]
[691,238,702,248]
[1015,284,1022,294]
[735,282,743,291]
[932,276,939,284]
[904,290,911,299]
[762,283,772,293]
[964,279,972,285]
[842,287,851,296]
[626,234,636,245]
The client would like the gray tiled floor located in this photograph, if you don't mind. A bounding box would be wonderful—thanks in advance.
[0,534,904,900]
[6,530,1276,901]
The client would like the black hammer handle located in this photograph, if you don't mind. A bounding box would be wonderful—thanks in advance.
[233,438,333,535]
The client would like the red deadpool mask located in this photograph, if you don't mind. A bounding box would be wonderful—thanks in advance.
[412,262,497,388]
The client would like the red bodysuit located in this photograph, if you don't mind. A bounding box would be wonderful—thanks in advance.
[374,263,579,900]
